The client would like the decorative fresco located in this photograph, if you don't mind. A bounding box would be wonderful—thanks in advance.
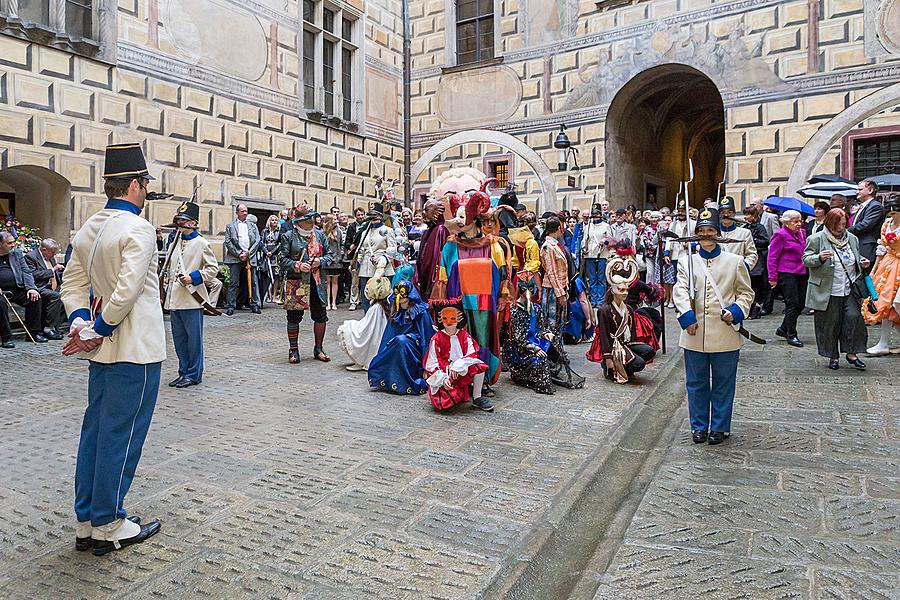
[867,0,900,56]
[520,0,580,47]
[562,20,793,111]
[435,65,522,126]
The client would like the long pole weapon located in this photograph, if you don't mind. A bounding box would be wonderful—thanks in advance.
[684,159,696,312]
[1,290,37,344]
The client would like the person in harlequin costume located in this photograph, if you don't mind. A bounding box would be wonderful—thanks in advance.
[424,307,490,411]
[367,279,436,395]
[863,194,900,354]
[587,241,657,383]
[430,177,505,388]
[504,277,556,394]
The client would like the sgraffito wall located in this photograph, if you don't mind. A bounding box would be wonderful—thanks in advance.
[410,0,900,211]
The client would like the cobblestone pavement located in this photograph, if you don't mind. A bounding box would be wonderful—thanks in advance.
[0,306,677,599]
[590,314,900,600]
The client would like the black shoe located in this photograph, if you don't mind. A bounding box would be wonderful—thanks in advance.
[1,339,13,349]
[472,397,494,412]
[43,329,63,340]
[174,379,198,389]
[787,336,804,348]
[76,516,141,551]
[775,328,788,340]
[225,308,234,316]
[846,356,867,370]
[708,432,727,445]
[92,520,162,556]
[251,306,261,314]
[759,308,772,316]
[828,359,840,370]
[692,430,708,444]
[31,332,49,343]
[168,376,185,387]
[288,349,300,364]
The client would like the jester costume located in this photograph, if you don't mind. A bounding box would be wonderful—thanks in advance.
[368,280,436,395]
[423,308,488,410]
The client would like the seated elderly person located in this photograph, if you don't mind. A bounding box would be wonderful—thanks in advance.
[0,230,55,347]
[24,237,67,337]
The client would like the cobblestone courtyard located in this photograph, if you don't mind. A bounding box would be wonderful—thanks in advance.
[0,308,897,599]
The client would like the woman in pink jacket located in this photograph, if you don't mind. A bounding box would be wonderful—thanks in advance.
[767,210,807,347]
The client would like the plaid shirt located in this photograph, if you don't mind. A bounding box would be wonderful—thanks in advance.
[540,236,569,300]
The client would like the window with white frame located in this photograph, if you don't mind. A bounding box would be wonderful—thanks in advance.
[301,0,359,124]
[0,0,113,60]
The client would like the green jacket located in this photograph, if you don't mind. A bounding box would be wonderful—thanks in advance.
[802,230,863,311]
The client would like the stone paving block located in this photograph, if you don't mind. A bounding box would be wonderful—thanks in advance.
[633,485,823,534]
[779,470,863,496]
[458,439,531,464]
[0,501,73,572]
[335,437,426,463]
[655,461,779,489]
[594,543,810,599]
[326,487,421,529]
[345,460,420,491]
[750,451,900,477]
[522,449,582,473]
[625,518,753,555]
[183,429,278,458]
[666,445,750,467]
[406,504,526,557]
[245,468,343,507]
[825,496,900,539]
[837,411,890,427]
[310,531,495,599]
[735,407,836,424]
[751,532,900,572]
[866,477,900,500]
[166,451,270,485]
[464,486,549,522]
[771,422,888,439]
[407,449,478,474]
[477,408,561,433]
[820,437,900,459]
[404,474,485,504]
[466,460,566,496]
[135,481,248,535]
[257,447,364,480]
[813,569,900,600]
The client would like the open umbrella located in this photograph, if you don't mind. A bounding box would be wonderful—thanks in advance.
[797,181,858,199]
[872,173,900,191]
[764,196,815,216]
[807,174,856,185]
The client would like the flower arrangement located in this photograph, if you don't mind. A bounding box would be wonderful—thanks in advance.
[4,217,41,252]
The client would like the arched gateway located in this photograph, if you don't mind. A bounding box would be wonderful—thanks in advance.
[0,166,73,246]
[605,64,725,209]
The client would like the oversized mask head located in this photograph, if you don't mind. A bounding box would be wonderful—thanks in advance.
[606,247,639,296]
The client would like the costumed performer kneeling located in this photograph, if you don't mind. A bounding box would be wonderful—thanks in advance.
[503,277,557,394]
[368,279,436,394]
[587,241,657,383]
[424,306,489,411]
[338,276,392,372]
[673,207,754,446]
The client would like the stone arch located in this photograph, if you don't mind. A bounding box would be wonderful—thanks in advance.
[410,129,558,211]
[787,83,900,193]
[0,166,73,246]
[605,64,725,209]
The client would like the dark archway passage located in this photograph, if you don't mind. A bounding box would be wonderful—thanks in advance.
[605,64,725,209]
[0,166,73,246]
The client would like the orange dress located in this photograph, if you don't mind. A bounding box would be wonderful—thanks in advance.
[863,221,900,325]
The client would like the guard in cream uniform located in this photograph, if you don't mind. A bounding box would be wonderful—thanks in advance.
[674,208,754,446]
[60,144,164,554]
[163,201,221,389]
[718,196,759,271]
[355,202,397,311]
[663,199,691,267]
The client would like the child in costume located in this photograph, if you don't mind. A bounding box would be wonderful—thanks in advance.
[587,243,657,383]
[424,307,490,411]
[863,194,900,355]
[337,276,392,371]
[368,280,436,394]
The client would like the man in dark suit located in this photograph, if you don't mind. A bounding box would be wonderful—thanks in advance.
[223,203,261,315]
[0,230,51,347]
[849,179,885,273]
[24,238,67,336]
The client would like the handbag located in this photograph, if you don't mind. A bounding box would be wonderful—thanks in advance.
[831,242,877,313]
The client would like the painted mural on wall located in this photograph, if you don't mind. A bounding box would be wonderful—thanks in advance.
[435,66,522,126]
[562,21,793,111]
[520,0,580,46]
[866,0,900,56]
[164,0,269,82]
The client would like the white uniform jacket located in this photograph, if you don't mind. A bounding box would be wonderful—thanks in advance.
[673,245,754,354]
[582,221,612,259]
[357,224,397,278]
[719,224,758,271]
[663,219,691,261]
[163,233,220,311]
[60,204,166,364]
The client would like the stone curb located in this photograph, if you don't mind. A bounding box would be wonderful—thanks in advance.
[480,350,687,599]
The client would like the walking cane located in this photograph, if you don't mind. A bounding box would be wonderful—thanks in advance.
[245,259,253,305]
[1,290,38,344]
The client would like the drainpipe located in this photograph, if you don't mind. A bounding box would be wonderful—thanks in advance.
[402,0,412,206]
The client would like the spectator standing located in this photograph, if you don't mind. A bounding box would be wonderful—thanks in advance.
[751,197,780,240]
[803,208,869,370]
[258,214,282,305]
[540,216,569,333]
[805,201,830,237]
[849,179,885,272]
[344,207,366,310]
[767,210,807,347]
[741,206,770,319]
[223,204,261,315]
[582,203,612,306]
[322,214,344,310]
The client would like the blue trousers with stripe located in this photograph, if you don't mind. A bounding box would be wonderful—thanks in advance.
[75,361,161,526]
[171,308,204,382]
[684,349,739,433]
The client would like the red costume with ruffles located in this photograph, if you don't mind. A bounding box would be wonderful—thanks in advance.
[423,328,488,410]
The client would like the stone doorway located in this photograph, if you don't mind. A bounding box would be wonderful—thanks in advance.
[605,64,725,209]
[0,166,73,246]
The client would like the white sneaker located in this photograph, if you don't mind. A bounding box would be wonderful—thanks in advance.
[348,304,358,311]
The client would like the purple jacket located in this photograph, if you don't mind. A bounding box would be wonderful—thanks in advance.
[767,227,807,280]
